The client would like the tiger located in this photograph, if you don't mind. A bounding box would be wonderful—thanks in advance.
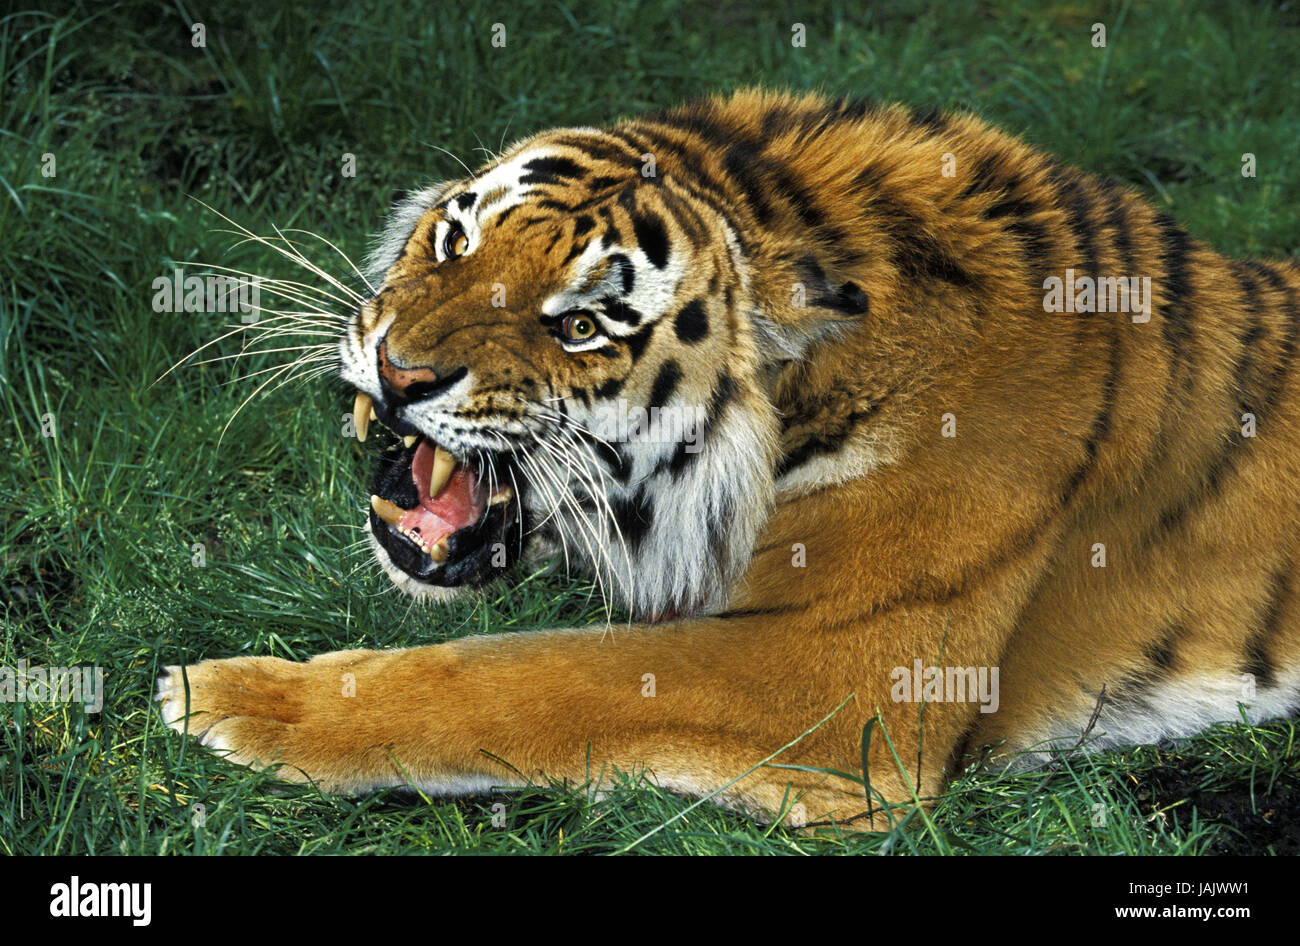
[156,88,1300,828]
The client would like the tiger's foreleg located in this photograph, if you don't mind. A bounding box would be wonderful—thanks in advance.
[155,588,1027,828]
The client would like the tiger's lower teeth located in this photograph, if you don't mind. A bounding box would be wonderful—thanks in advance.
[395,526,450,563]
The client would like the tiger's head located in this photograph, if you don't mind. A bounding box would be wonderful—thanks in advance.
[340,106,868,620]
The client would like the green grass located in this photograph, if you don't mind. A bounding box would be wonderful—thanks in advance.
[2,0,1298,855]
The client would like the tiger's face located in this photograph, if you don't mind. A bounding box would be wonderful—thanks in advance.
[340,129,780,619]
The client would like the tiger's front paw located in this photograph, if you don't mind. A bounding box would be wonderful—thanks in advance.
[155,651,389,791]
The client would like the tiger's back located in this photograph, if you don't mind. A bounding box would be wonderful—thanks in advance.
[655,92,1300,762]
[646,91,1300,763]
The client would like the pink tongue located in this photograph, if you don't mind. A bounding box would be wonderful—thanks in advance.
[396,441,486,550]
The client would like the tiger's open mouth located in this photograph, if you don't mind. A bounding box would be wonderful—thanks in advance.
[354,392,520,587]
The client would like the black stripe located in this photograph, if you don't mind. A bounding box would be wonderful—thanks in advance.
[719,138,780,226]
[962,158,1052,274]
[607,253,635,295]
[631,210,670,268]
[1058,332,1119,507]
[603,445,633,484]
[908,104,947,135]
[599,295,642,327]
[1108,620,1188,714]
[593,376,624,399]
[1047,166,1099,281]
[759,100,806,139]
[519,156,586,186]
[776,396,886,479]
[1155,213,1194,389]
[690,114,847,250]
[1101,183,1135,269]
[597,206,622,248]
[867,193,974,288]
[548,135,640,167]
[655,185,707,249]
[1131,210,1195,527]
[1141,263,1295,548]
[560,239,590,267]
[755,157,853,262]
[1143,435,1241,546]
[716,604,800,620]
[1248,262,1300,414]
[707,371,735,418]
[958,153,1004,200]
[673,298,709,344]
[616,125,747,252]
[1005,217,1052,275]
[637,107,847,260]
[662,372,735,478]
[609,487,654,551]
[985,194,1035,219]
[493,202,522,229]
[832,95,881,121]
[1145,622,1185,672]
[1229,261,1267,420]
[646,360,682,411]
[623,321,656,362]
[773,167,825,231]
[1057,181,1130,506]
[1243,565,1292,688]
[1106,667,1160,715]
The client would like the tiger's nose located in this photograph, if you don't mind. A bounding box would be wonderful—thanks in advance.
[377,338,446,403]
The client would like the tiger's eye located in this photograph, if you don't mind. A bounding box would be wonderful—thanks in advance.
[443,226,469,259]
[562,313,598,341]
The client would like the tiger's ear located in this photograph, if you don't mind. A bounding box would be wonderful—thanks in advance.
[751,256,869,365]
[363,183,450,285]
[812,279,869,315]
[799,256,870,316]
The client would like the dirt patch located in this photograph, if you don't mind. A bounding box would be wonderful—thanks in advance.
[1131,754,1300,855]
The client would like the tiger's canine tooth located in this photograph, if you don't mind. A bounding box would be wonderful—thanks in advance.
[370,494,404,526]
[428,446,456,497]
[488,486,514,506]
[353,392,373,442]
[430,538,449,564]
[403,435,417,448]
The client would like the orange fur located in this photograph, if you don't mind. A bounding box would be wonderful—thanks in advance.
[159,90,1300,828]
